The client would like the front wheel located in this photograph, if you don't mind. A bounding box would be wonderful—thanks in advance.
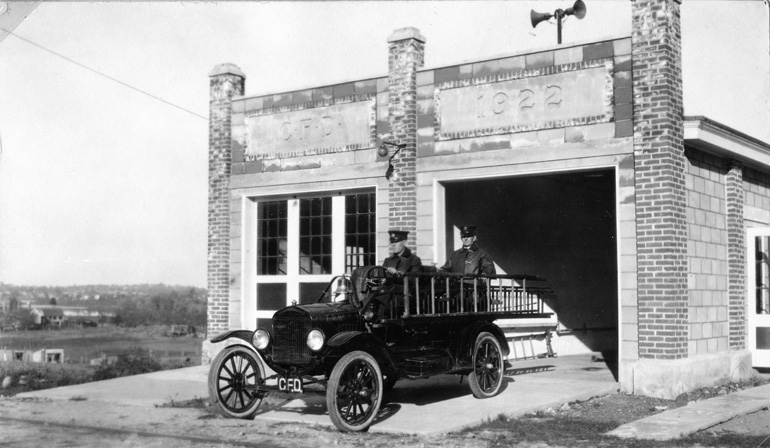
[208,345,265,418]
[468,332,504,398]
[326,350,383,432]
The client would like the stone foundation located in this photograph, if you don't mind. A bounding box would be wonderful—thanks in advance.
[625,350,752,399]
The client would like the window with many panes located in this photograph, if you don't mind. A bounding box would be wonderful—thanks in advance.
[257,201,287,275]
[254,191,376,324]
[299,197,333,274]
[345,193,376,271]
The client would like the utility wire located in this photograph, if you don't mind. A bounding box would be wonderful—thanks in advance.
[1,27,208,120]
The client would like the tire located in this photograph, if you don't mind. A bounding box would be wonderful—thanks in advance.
[326,350,383,432]
[208,345,265,419]
[468,332,504,399]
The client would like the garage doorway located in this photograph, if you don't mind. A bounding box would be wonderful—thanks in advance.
[442,168,618,365]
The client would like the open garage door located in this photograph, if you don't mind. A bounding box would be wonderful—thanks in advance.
[442,168,618,365]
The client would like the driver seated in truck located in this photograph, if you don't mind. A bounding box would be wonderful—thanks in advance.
[439,225,496,311]
[381,230,422,318]
[383,230,422,275]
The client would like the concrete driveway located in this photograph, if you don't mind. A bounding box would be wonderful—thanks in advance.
[18,353,618,435]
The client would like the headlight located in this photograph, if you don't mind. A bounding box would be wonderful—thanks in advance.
[306,329,325,351]
[253,329,270,350]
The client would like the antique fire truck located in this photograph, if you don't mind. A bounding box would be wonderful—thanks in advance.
[208,266,553,432]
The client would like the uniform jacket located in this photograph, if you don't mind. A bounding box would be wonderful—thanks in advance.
[383,247,423,274]
[440,242,496,276]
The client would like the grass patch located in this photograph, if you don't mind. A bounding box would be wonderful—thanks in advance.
[92,347,161,381]
[465,377,770,448]
[1,346,197,397]
[0,326,202,365]
[159,396,208,408]
[0,361,92,395]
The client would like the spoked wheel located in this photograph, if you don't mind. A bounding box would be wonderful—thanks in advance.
[326,351,383,432]
[468,332,504,398]
[208,346,266,418]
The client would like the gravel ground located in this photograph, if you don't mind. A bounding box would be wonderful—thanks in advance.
[1,376,769,448]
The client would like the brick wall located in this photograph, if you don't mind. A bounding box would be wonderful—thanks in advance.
[386,28,424,248]
[726,160,745,350]
[632,0,689,359]
[207,64,245,337]
[685,148,728,356]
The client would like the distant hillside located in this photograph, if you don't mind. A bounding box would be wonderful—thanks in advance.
[0,284,207,328]
[0,284,206,304]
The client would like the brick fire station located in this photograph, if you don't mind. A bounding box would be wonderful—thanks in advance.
[205,0,770,398]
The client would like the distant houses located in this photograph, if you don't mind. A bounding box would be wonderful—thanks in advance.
[29,305,114,328]
[0,348,64,363]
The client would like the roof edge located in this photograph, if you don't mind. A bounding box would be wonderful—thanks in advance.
[684,116,770,168]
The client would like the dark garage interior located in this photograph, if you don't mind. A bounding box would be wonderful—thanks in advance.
[444,168,618,354]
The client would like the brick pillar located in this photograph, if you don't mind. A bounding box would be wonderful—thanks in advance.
[726,160,746,349]
[632,0,688,359]
[207,63,245,338]
[387,27,425,248]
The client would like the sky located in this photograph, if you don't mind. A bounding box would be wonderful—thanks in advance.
[0,1,768,288]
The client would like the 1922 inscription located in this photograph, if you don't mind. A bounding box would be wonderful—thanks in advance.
[439,66,609,135]
[476,85,563,119]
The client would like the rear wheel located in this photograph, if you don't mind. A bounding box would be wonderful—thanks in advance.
[468,332,504,398]
[327,350,383,432]
[208,346,265,418]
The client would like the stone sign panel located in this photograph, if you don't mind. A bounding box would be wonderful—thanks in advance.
[437,60,614,139]
[245,99,375,159]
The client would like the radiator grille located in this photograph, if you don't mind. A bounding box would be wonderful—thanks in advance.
[272,314,312,364]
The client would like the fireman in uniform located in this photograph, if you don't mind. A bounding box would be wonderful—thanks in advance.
[440,225,496,311]
[380,230,422,318]
[383,230,422,275]
[441,225,496,276]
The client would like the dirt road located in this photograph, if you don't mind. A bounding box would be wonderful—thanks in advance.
[2,394,769,448]
[0,418,261,448]
[0,396,487,448]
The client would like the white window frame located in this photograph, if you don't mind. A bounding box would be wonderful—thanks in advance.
[245,190,375,328]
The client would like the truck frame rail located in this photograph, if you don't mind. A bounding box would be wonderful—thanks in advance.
[358,268,554,320]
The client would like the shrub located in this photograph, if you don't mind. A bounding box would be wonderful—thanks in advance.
[92,347,162,381]
[0,361,92,394]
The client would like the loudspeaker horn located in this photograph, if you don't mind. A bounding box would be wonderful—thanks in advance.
[566,0,587,20]
[530,10,553,28]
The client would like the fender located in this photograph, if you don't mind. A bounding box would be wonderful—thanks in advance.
[208,330,268,371]
[210,329,255,347]
[327,330,366,347]
[459,322,510,359]
[326,331,397,372]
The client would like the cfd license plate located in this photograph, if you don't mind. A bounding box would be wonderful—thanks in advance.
[278,375,304,393]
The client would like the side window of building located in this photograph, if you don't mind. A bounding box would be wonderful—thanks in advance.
[345,193,376,272]
[254,191,376,314]
[299,197,333,274]
[257,201,287,275]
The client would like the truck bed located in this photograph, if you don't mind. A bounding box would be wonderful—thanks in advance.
[375,271,555,320]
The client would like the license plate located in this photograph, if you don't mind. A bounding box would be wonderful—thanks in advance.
[278,375,304,393]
